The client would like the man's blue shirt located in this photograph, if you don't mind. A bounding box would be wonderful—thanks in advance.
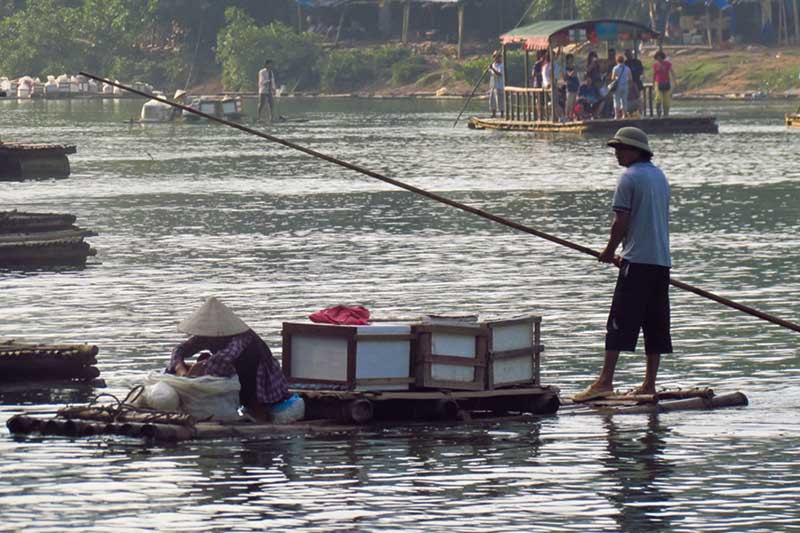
[611,161,672,267]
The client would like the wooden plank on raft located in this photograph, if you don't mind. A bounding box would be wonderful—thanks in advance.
[296,385,557,402]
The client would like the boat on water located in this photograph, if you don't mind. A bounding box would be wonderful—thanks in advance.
[469,18,718,135]
[138,91,245,124]
[182,95,246,123]
[787,110,800,127]
[139,90,183,123]
[4,314,748,442]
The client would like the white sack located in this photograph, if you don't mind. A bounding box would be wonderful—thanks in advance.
[142,371,241,421]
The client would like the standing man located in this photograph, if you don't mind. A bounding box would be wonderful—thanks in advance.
[257,59,276,124]
[624,49,644,116]
[488,51,505,118]
[574,127,673,402]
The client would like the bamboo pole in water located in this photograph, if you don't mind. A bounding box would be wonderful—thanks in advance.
[79,73,800,335]
[452,64,491,127]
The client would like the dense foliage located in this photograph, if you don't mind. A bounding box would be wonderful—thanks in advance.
[1,0,798,94]
[216,7,321,91]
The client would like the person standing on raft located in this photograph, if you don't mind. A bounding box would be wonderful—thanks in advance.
[574,127,673,402]
[166,296,303,423]
[257,59,277,124]
[488,51,505,118]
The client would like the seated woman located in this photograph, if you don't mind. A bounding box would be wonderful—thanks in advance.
[576,75,601,120]
[166,296,304,423]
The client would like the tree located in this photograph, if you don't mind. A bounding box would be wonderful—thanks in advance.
[216,7,320,91]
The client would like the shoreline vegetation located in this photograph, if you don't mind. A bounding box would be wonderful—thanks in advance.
[191,42,800,102]
[2,3,799,103]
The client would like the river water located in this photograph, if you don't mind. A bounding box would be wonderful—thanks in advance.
[1,96,798,532]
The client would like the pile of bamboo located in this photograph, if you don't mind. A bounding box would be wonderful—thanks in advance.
[6,413,196,441]
[0,211,97,267]
[561,387,749,415]
[0,341,100,382]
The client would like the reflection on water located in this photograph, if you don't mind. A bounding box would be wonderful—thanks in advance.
[0,97,799,531]
[602,415,674,533]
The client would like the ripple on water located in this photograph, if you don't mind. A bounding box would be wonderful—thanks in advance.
[1,98,799,532]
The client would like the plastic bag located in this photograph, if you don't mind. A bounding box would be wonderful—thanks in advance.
[145,381,181,412]
[141,371,241,421]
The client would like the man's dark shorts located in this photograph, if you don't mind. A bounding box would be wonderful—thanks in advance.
[605,260,673,354]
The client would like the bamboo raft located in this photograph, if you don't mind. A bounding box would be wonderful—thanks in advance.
[0,341,101,383]
[0,211,97,267]
[0,141,76,179]
[5,385,561,441]
[4,385,749,442]
[468,115,719,134]
[560,387,748,415]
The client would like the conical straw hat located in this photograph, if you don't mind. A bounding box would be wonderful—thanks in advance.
[178,296,249,336]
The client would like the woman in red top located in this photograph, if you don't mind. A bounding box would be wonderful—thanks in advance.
[652,51,676,117]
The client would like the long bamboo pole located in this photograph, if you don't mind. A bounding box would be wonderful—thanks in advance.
[452,64,490,127]
[79,72,800,335]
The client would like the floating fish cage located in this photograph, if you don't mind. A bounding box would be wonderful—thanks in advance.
[0,341,101,383]
[182,96,245,123]
[282,315,543,393]
[0,141,76,179]
[0,211,97,267]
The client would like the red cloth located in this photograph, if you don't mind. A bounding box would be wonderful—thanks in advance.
[309,305,371,325]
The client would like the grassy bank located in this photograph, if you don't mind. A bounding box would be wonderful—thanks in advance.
[665,46,800,97]
[190,42,800,99]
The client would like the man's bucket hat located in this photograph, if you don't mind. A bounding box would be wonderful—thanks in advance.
[178,296,250,337]
[607,126,653,155]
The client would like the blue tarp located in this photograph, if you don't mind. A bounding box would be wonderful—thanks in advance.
[295,0,348,7]
[683,0,732,9]
[296,0,460,6]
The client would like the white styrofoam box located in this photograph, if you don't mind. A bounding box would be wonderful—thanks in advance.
[492,354,533,385]
[354,324,411,390]
[484,317,541,388]
[490,321,533,352]
[222,100,237,114]
[284,322,412,391]
[430,332,478,383]
[289,333,349,381]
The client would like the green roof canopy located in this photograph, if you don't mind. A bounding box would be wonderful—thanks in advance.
[501,19,660,50]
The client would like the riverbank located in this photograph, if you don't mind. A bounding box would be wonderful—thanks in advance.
[189,42,800,101]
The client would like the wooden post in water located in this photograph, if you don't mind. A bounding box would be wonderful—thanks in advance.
[548,42,557,122]
[502,45,508,119]
[524,49,530,121]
